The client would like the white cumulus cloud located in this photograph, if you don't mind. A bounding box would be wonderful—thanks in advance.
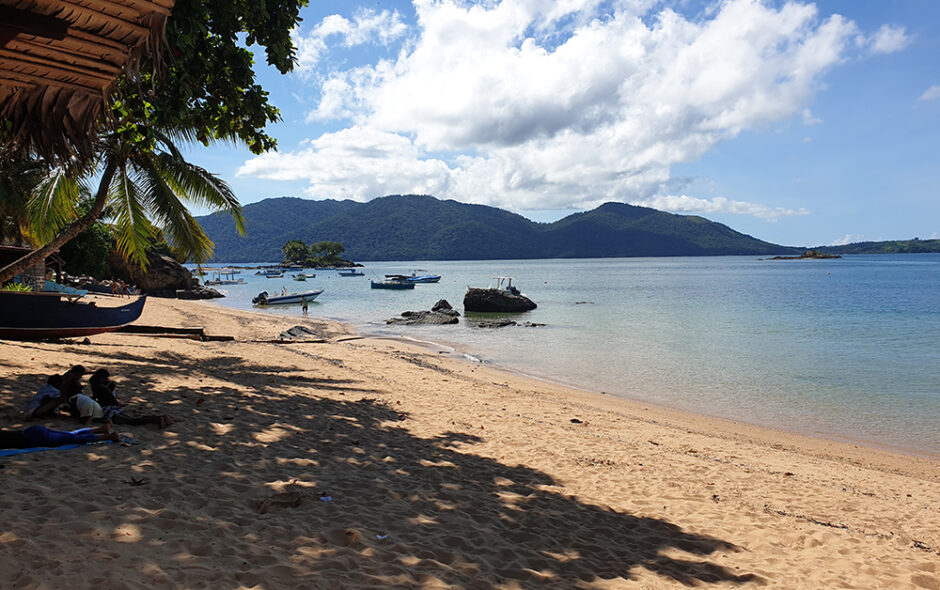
[919,84,940,102]
[630,195,810,221]
[832,234,863,246]
[865,24,910,54]
[292,8,407,75]
[246,0,897,219]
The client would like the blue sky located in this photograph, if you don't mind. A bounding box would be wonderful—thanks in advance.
[186,0,939,247]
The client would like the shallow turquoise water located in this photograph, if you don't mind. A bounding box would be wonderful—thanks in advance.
[196,255,940,455]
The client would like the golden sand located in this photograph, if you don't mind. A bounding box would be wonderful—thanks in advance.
[1,297,937,589]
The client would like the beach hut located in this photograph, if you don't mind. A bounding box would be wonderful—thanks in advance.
[0,0,175,163]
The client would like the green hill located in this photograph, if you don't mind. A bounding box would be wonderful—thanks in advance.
[818,239,940,255]
[196,194,798,262]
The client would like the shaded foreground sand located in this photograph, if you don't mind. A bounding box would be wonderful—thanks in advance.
[1,298,937,589]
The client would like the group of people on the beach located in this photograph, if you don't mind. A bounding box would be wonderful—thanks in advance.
[0,365,174,450]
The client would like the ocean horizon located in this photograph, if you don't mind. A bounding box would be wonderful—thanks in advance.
[194,254,940,456]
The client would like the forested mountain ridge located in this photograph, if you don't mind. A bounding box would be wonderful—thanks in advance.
[196,194,799,262]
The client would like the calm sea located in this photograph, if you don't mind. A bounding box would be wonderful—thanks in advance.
[194,255,940,456]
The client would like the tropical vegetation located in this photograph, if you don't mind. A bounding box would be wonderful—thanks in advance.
[0,0,308,285]
[201,195,799,262]
[282,239,349,267]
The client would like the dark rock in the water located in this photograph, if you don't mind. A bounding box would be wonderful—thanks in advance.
[388,300,461,325]
[431,299,459,316]
[387,310,459,325]
[463,287,537,313]
[174,286,225,300]
[108,251,197,295]
[470,318,517,328]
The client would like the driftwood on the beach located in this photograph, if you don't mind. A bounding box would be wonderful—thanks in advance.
[116,325,234,342]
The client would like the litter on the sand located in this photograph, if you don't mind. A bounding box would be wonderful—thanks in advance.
[319,495,333,502]
[376,534,388,540]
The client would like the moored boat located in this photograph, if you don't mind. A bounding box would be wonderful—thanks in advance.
[337,269,364,276]
[252,289,324,305]
[370,279,415,290]
[0,291,147,339]
[204,269,246,286]
[384,271,441,283]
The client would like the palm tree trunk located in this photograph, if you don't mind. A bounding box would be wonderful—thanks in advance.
[0,161,117,285]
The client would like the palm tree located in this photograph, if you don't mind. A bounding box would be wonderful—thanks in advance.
[0,154,79,249]
[0,129,245,284]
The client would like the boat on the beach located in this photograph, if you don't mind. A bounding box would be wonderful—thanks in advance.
[370,279,416,290]
[337,269,365,277]
[252,289,324,306]
[464,276,537,312]
[0,291,147,339]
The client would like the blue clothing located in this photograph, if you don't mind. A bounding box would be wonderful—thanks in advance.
[21,426,99,447]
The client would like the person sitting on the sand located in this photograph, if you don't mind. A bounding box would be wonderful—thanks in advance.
[89,369,119,407]
[71,376,173,428]
[23,375,67,419]
[0,424,120,448]
[59,365,86,397]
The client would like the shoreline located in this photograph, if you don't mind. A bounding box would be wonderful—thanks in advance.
[349,317,940,463]
[2,297,937,588]
[191,296,940,476]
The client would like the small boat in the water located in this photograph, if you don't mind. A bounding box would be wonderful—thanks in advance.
[370,279,415,290]
[464,277,536,312]
[204,269,246,286]
[384,271,441,283]
[0,291,147,339]
[337,269,364,277]
[252,289,323,305]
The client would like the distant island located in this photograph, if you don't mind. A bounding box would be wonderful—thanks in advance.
[195,194,940,263]
[764,250,842,261]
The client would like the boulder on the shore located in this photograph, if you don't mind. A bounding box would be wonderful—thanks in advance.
[463,288,537,313]
[174,286,225,300]
[387,300,460,325]
[431,299,460,315]
[108,251,223,299]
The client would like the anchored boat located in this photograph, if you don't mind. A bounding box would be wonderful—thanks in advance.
[252,289,324,305]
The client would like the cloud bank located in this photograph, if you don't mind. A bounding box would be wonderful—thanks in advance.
[241,0,900,220]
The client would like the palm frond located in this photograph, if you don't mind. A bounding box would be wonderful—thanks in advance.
[136,155,214,263]
[27,167,81,244]
[153,151,245,235]
[108,161,156,268]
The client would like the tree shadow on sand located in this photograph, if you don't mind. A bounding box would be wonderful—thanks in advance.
[0,345,764,588]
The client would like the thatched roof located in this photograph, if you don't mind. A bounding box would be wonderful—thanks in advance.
[0,0,175,162]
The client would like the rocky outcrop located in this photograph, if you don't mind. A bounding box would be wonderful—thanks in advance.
[108,251,222,299]
[175,285,225,300]
[463,287,537,313]
[387,299,460,325]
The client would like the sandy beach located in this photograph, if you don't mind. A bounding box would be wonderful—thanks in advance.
[1,296,937,589]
